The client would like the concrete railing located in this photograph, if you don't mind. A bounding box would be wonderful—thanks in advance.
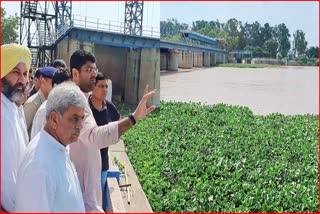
[106,141,153,212]
[106,177,126,212]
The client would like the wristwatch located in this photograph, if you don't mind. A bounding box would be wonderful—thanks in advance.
[128,114,136,125]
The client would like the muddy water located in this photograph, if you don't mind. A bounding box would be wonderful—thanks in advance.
[160,66,318,115]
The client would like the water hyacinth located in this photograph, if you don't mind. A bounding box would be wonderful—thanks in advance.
[122,101,318,212]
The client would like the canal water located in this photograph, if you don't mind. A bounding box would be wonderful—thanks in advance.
[160,66,318,115]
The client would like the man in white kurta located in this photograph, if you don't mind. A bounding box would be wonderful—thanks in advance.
[14,130,85,212]
[15,82,87,212]
[1,44,31,212]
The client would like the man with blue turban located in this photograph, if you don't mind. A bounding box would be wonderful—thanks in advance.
[1,43,31,212]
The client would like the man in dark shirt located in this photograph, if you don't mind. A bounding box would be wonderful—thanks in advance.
[88,72,120,211]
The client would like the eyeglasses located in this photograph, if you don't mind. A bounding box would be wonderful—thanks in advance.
[81,67,98,74]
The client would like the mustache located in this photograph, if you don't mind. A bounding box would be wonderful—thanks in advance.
[2,79,26,102]
[13,82,25,90]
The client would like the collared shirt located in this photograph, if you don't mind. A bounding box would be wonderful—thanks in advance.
[14,130,85,212]
[28,85,37,98]
[69,91,119,212]
[1,93,28,212]
[23,89,46,137]
[30,101,70,154]
[30,100,47,140]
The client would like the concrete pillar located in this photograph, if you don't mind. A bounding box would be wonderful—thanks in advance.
[82,41,94,53]
[167,49,179,71]
[193,52,197,66]
[222,54,226,64]
[139,48,160,107]
[125,48,160,106]
[213,53,217,65]
[106,79,112,102]
[203,52,210,67]
[199,52,203,66]
[56,39,80,68]
[210,53,215,66]
[193,51,203,67]
[178,50,193,69]
[56,39,95,68]
[217,54,222,64]
[124,48,141,104]
[160,52,167,70]
[94,45,127,102]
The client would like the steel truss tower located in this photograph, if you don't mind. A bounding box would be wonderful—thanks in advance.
[124,1,144,36]
[20,1,72,68]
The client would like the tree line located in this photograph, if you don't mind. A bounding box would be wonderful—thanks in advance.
[160,18,318,59]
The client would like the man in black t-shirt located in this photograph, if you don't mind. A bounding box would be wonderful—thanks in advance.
[88,72,120,211]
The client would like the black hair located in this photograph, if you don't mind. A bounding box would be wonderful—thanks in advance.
[70,50,96,78]
[29,68,33,79]
[34,69,41,78]
[95,72,111,86]
[52,59,67,69]
[95,72,107,84]
[52,67,71,87]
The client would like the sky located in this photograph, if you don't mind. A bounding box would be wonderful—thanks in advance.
[1,1,160,34]
[161,2,319,48]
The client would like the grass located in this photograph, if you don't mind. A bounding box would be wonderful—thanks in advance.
[217,63,279,68]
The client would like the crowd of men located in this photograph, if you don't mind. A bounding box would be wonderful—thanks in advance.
[1,43,156,212]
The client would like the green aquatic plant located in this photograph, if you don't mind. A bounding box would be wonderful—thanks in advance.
[122,101,318,212]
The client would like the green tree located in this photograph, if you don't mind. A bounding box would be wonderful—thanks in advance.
[1,7,19,44]
[242,22,263,48]
[224,18,244,50]
[237,25,247,50]
[274,23,291,57]
[224,18,241,37]
[264,38,278,58]
[305,46,319,58]
[250,21,263,47]
[208,20,222,32]
[261,23,273,44]
[191,20,208,31]
[292,30,308,57]
[160,18,188,39]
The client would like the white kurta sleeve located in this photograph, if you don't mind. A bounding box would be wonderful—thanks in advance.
[30,107,46,140]
[79,106,119,149]
[1,117,17,212]
[14,163,56,212]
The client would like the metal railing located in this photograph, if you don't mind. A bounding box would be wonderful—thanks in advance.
[57,14,160,39]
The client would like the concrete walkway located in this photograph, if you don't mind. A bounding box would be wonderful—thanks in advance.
[108,140,153,212]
